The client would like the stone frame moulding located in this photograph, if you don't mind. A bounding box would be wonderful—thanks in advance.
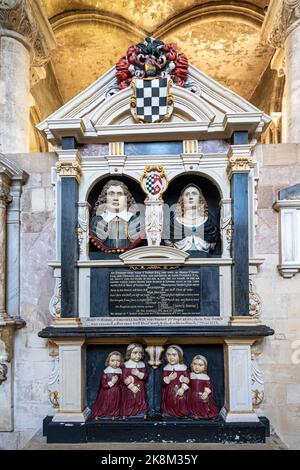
[274,183,300,278]
[0,153,27,432]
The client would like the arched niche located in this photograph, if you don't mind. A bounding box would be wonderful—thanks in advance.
[87,174,147,259]
[163,173,222,257]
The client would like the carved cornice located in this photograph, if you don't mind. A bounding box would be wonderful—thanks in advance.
[0,0,56,66]
[262,0,300,49]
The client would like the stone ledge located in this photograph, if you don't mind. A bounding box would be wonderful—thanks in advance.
[38,324,274,340]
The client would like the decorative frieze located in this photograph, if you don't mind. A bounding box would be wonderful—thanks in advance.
[0,0,56,66]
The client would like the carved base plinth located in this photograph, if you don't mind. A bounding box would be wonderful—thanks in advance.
[43,416,269,444]
[50,317,82,327]
[229,316,261,326]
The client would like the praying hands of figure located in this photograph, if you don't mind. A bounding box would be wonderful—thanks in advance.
[124,375,134,386]
[176,387,185,397]
[111,375,119,385]
[131,368,144,380]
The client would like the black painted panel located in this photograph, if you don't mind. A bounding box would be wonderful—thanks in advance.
[90,266,220,317]
[231,173,249,315]
[61,136,77,150]
[86,344,224,415]
[231,131,249,145]
[125,141,183,155]
[61,177,78,317]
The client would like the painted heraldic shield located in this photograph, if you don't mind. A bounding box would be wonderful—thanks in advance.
[131,77,174,123]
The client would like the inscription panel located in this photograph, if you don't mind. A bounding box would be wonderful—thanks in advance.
[90,267,220,317]
[110,270,201,316]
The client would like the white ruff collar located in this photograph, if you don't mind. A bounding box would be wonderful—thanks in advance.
[163,364,187,371]
[104,367,122,374]
[125,360,145,368]
[101,210,133,223]
[190,372,210,380]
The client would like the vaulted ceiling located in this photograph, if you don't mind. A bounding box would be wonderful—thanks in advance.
[40,0,272,103]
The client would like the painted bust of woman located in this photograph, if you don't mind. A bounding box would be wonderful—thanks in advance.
[166,184,219,253]
[90,180,143,253]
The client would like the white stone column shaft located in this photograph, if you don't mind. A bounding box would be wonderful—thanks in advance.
[285,24,300,142]
[0,36,30,152]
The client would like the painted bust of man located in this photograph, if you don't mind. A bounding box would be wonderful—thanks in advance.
[166,184,219,253]
[90,180,143,253]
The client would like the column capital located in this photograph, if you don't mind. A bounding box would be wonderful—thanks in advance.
[227,145,253,179]
[56,149,82,183]
[0,0,56,66]
[261,0,300,49]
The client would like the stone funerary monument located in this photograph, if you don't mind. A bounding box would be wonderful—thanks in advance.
[34,37,274,443]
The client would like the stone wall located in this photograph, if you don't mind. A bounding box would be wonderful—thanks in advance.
[0,153,56,450]
[254,144,300,450]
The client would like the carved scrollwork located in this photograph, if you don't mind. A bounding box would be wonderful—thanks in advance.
[48,343,59,408]
[249,278,262,317]
[221,217,233,253]
[251,353,264,407]
[49,278,61,318]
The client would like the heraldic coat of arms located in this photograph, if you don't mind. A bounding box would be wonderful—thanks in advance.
[115,37,189,124]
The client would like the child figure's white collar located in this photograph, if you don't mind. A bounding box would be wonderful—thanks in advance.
[190,372,210,380]
[163,363,187,371]
[104,367,122,374]
[125,360,145,368]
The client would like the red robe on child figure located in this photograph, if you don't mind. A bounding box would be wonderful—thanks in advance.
[92,351,123,419]
[121,344,148,417]
[161,345,190,418]
[189,355,219,419]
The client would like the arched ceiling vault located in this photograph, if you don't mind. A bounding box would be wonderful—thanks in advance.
[40,0,272,104]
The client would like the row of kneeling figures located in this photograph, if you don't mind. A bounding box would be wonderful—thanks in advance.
[92,344,219,420]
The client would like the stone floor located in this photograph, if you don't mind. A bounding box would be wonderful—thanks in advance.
[24,430,287,450]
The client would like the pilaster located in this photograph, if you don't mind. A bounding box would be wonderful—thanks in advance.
[227,135,252,322]
[220,339,259,423]
[55,147,82,325]
[52,339,90,423]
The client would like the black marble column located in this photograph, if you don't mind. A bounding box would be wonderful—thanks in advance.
[230,132,250,316]
[60,137,79,318]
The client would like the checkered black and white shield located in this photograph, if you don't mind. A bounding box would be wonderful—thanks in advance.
[131,77,173,123]
[145,173,163,196]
